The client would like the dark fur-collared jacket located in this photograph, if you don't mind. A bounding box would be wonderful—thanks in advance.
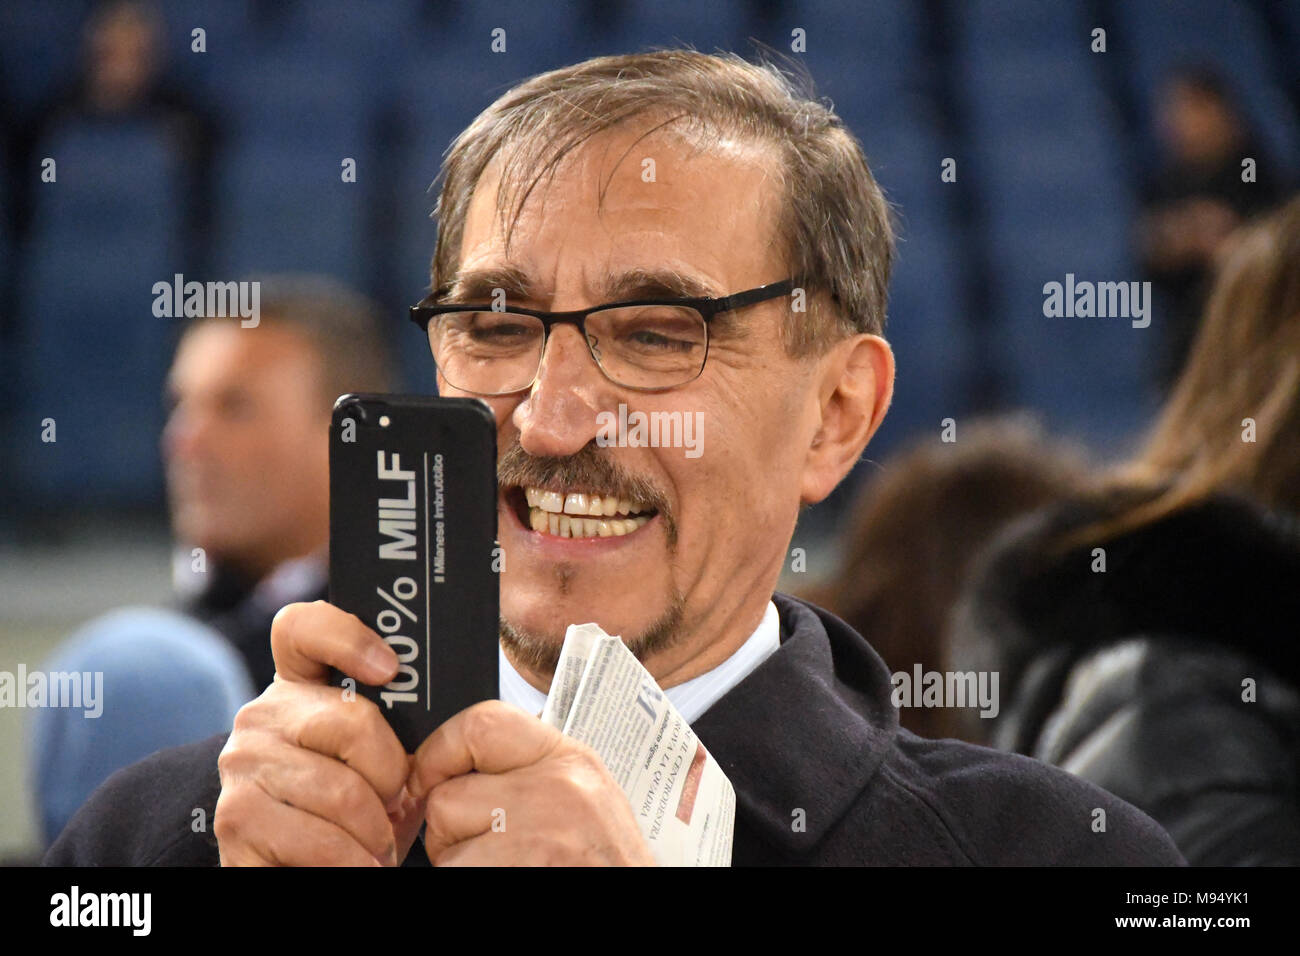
[952,492,1300,865]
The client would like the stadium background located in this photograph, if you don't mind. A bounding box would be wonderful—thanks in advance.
[1,0,1297,857]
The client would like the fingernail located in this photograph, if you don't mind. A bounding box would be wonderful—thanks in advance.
[365,643,397,677]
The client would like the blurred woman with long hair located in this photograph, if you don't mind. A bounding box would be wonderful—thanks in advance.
[953,194,1300,865]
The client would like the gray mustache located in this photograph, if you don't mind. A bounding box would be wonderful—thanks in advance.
[497,441,670,518]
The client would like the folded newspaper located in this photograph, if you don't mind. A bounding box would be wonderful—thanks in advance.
[540,622,736,866]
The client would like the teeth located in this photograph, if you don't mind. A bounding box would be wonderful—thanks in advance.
[526,506,650,538]
[523,486,652,519]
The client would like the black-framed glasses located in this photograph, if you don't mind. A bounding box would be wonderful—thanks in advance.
[408,277,796,395]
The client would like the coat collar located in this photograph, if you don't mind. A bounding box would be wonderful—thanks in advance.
[955,493,1300,693]
[692,592,899,852]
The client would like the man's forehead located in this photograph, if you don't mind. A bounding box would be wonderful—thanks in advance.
[171,321,313,385]
[456,126,784,302]
[476,119,779,212]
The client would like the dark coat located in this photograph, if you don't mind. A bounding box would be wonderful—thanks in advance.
[44,593,1182,866]
[952,493,1300,865]
[179,559,328,694]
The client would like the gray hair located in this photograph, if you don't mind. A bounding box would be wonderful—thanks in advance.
[428,48,895,354]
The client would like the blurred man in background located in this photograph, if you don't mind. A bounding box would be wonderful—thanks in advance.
[163,274,395,692]
[28,274,396,847]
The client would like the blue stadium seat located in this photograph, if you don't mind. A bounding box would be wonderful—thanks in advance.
[787,0,921,55]
[596,0,753,59]
[876,221,974,461]
[855,118,974,459]
[197,18,382,288]
[0,2,89,115]
[860,118,952,231]
[14,119,184,506]
[385,126,445,394]
[950,0,1156,452]
[745,1,930,129]
[434,0,602,69]
[955,0,1089,56]
[218,39,373,149]
[389,128,445,285]
[272,0,425,49]
[152,0,256,98]
[982,207,1158,455]
[386,36,536,303]
[1275,0,1300,53]
[212,138,373,287]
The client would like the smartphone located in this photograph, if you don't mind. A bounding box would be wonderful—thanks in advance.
[328,393,499,752]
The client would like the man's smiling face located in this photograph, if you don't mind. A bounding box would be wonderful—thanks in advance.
[438,120,857,690]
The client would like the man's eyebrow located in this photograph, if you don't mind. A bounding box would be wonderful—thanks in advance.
[603,267,720,302]
[441,265,538,304]
[610,268,758,343]
[440,265,721,305]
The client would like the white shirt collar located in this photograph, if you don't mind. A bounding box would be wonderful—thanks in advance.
[498,599,781,724]
[171,546,327,608]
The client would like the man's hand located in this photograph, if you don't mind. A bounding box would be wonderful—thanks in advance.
[214,601,426,866]
[408,700,656,866]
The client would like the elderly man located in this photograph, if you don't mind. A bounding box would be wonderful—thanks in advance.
[46,51,1181,866]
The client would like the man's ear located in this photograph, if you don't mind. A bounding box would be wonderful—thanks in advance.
[799,333,894,505]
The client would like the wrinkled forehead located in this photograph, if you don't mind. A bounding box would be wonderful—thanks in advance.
[486,112,781,220]
[456,120,787,296]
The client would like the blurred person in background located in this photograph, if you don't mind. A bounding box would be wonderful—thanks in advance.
[954,194,1300,865]
[1137,66,1284,393]
[802,417,1089,742]
[26,274,396,848]
[163,274,396,692]
[8,0,216,257]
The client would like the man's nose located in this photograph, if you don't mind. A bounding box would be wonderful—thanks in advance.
[511,323,608,458]
[161,406,212,462]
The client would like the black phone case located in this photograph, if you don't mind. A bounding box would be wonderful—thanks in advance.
[328,394,499,752]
